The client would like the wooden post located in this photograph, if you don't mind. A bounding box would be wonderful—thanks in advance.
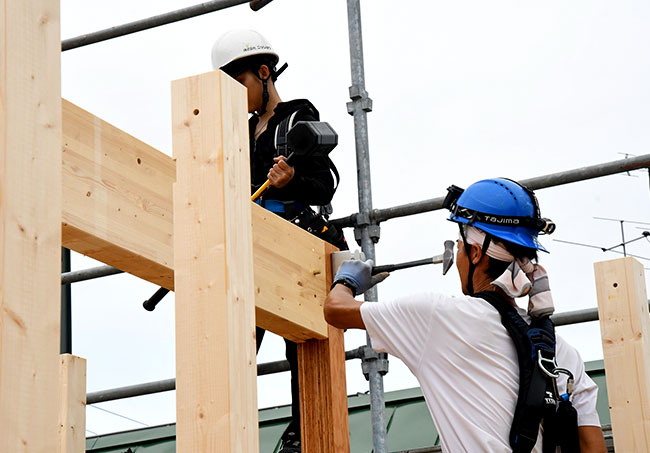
[172,70,258,452]
[58,354,87,453]
[594,257,650,450]
[0,0,62,450]
[298,243,350,453]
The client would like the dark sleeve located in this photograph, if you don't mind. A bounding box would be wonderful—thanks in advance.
[265,109,336,205]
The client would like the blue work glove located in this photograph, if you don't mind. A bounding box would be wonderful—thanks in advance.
[332,259,390,296]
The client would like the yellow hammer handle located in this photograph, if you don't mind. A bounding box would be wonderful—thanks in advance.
[251,179,272,202]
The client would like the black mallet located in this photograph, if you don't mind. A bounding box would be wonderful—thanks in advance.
[251,121,338,202]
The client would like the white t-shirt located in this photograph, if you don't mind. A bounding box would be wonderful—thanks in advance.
[360,292,601,453]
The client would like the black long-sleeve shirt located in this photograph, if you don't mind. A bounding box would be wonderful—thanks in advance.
[249,99,335,207]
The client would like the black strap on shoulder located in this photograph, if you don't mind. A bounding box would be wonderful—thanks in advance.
[275,113,340,190]
[474,291,561,453]
[274,102,319,158]
[273,102,340,218]
[274,109,299,158]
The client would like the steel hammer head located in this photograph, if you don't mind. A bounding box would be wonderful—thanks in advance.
[442,240,455,275]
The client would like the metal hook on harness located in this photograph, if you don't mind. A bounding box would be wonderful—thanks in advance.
[537,350,559,379]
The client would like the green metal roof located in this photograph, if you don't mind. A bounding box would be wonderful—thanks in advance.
[86,360,609,453]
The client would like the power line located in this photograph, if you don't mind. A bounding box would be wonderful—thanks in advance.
[88,404,149,427]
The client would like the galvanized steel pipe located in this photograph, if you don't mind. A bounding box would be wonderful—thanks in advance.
[346,1,389,452]
[62,0,252,51]
[332,154,650,227]
[61,265,124,285]
[87,348,365,404]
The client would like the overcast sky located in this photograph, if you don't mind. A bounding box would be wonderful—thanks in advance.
[60,0,650,438]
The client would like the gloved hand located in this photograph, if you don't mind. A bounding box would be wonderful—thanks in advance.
[332,259,390,296]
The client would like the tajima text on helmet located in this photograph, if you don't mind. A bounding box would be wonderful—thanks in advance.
[484,216,520,225]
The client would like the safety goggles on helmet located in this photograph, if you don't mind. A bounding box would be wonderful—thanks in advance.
[443,181,556,236]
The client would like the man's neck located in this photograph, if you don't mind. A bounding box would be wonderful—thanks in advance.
[258,96,281,121]
[472,276,516,306]
[255,94,282,137]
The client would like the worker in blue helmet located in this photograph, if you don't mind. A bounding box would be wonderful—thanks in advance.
[324,178,606,452]
[446,178,555,298]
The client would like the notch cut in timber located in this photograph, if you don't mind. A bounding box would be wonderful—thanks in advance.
[61,97,329,341]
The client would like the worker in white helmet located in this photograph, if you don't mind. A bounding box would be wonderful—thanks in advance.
[212,29,346,453]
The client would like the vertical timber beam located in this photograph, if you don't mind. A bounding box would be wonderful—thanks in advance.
[594,257,650,450]
[298,243,350,452]
[58,354,86,453]
[0,0,62,451]
[172,70,258,452]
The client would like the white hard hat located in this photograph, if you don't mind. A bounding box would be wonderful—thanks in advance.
[211,29,279,71]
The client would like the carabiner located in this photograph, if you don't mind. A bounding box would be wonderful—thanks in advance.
[553,367,575,399]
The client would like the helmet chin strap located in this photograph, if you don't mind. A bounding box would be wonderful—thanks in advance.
[252,66,272,116]
[459,224,491,295]
[259,77,270,115]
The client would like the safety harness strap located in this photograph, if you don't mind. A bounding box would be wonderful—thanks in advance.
[474,291,559,453]
[273,102,340,218]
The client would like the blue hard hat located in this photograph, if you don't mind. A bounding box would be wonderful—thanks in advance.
[445,178,554,252]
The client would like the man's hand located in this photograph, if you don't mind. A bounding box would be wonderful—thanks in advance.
[333,259,390,296]
[268,156,294,188]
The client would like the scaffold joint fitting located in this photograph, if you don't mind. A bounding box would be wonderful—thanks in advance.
[361,346,389,379]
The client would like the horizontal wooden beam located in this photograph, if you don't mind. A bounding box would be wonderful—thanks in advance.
[62,98,328,340]
[62,99,175,289]
[252,205,330,341]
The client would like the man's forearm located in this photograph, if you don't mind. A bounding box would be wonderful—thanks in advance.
[324,285,365,330]
[578,426,607,453]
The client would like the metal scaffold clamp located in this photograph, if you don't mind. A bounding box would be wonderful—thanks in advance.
[347,85,373,115]
[354,212,381,245]
[361,345,389,380]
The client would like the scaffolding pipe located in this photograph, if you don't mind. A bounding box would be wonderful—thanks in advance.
[346,1,388,452]
[83,291,627,405]
[331,154,650,228]
[550,302,650,326]
[61,248,72,354]
[61,265,124,285]
[61,0,252,51]
[86,348,365,404]
[84,297,640,405]
[552,307,599,326]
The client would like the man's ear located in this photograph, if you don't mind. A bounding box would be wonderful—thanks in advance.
[258,64,271,80]
[469,243,484,265]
